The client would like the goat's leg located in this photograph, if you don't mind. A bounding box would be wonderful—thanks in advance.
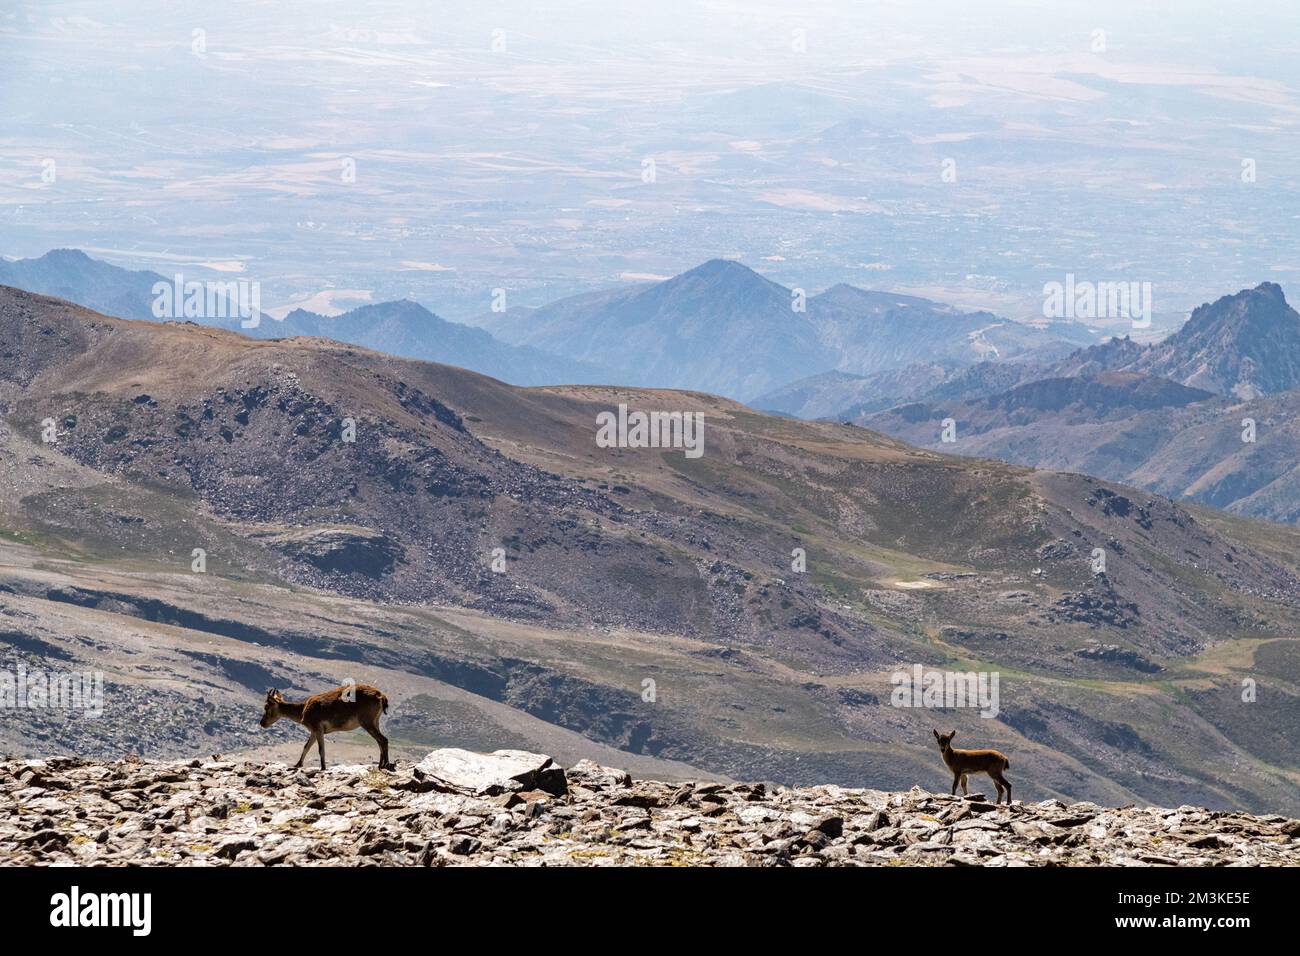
[316,729,327,770]
[362,720,390,770]
[293,732,314,769]
[960,774,969,796]
[951,773,960,796]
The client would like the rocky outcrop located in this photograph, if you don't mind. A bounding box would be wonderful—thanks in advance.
[1050,588,1140,628]
[1075,643,1163,673]
[3,751,1298,867]
[263,527,405,578]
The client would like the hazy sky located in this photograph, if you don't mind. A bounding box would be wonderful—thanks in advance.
[3,0,1299,320]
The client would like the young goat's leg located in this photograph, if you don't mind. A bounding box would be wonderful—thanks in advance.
[951,772,960,796]
[960,774,969,796]
[316,728,327,770]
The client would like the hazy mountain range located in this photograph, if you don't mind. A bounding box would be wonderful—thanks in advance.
[0,248,164,323]
[0,250,608,389]
[478,258,1098,400]
[1,249,1097,402]
[16,247,1300,526]
[257,301,609,387]
[11,249,1300,528]
[3,285,1300,813]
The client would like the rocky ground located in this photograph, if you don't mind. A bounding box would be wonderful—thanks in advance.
[3,749,1299,867]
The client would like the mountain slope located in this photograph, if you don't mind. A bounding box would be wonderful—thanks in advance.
[819,283,1300,429]
[4,286,1300,812]
[860,381,1300,526]
[808,283,1096,372]
[751,366,953,418]
[861,372,1220,479]
[1047,283,1300,399]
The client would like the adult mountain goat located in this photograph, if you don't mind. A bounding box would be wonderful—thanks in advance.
[260,684,392,771]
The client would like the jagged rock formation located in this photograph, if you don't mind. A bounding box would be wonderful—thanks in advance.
[4,751,1298,867]
[1130,283,1300,399]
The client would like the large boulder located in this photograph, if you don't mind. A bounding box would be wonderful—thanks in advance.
[567,758,633,790]
[414,749,567,797]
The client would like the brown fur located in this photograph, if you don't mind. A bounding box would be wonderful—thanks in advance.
[933,729,1013,805]
[260,684,392,770]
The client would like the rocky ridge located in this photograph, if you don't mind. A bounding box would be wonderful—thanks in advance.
[4,750,1298,867]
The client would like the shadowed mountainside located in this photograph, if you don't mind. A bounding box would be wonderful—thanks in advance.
[0,249,164,322]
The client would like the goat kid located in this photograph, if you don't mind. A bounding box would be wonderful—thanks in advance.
[933,728,1012,805]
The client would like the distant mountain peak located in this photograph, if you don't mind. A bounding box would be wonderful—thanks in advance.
[347,299,436,319]
[815,283,875,304]
[676,258,764,282]
[42,248,94,263]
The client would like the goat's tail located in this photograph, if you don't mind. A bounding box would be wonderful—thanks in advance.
[380,693,389,714]
[1003,756,1010,769]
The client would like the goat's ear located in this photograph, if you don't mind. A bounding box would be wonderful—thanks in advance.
[950,729,957,739]
[932,728,940,739]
